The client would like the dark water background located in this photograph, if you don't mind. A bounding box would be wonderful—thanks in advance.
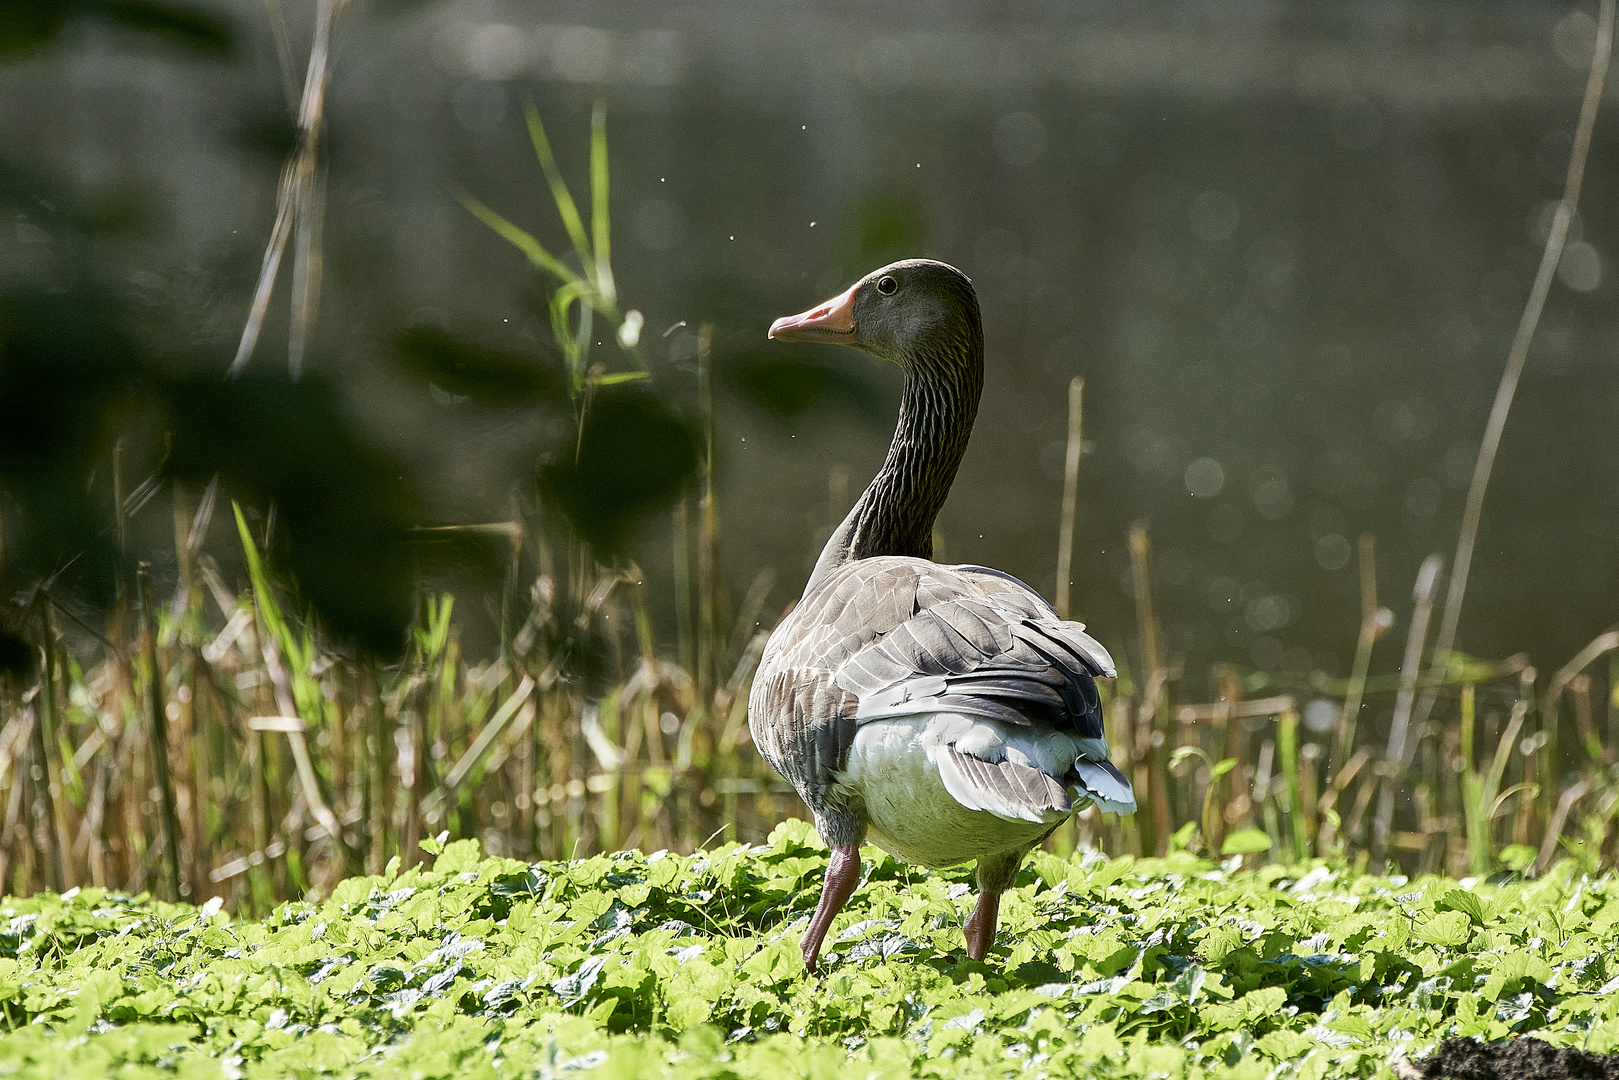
[2,0,1617,709]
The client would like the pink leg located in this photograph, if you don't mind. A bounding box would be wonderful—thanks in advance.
[800,845,861,972]
[963,891,1000,961]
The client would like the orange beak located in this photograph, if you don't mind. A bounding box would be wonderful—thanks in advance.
[768,282,858,343]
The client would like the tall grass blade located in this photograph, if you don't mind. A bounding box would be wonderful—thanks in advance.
[1609,654,1619,751]
[1459,686,1490,875]
[1429,0,1615,674]
[590,101,614,306]
[458,193,581,285]
[233,502,303,675]
[1278,708,1309,861]
[1545,629,1619,728]
[523,101,592,266]
[1534,778,1592,874]
[427,674,535,811]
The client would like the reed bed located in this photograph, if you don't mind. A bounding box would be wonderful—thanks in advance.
[3,1,1616,913]
[2,431,1618,915]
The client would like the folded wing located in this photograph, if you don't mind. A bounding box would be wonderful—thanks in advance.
[748,557,1135,820]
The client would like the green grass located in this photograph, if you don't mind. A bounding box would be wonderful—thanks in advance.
[2,828,1618,1078]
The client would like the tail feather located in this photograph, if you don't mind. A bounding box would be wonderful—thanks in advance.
[1070,758,1136,815]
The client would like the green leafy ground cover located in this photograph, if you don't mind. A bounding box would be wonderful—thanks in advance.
[1,822,1617,1080]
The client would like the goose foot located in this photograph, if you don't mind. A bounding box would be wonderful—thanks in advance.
[963,891,1000,961]
[801,845,861,972]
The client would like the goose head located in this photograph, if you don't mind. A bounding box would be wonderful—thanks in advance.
[768,259,982,374]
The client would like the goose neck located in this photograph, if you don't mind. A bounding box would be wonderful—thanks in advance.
[808,346,983,589]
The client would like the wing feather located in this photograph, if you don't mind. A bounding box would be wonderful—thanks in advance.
[936,744,1071,824]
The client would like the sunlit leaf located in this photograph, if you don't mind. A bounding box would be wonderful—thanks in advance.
[1221,828,1272,855]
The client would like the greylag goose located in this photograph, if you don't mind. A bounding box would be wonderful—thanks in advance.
[748,259,1136,970]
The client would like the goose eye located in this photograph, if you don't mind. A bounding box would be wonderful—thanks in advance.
[876,275,898,295]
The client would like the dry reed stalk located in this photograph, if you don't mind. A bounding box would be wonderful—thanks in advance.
[85,758,109,888]
[21,701,59,893]
[1570,673,1601,766]
[1535,778,1592,875]
[3,730,30,892]
[1428,0,1615,686]
[1298,741,1319,855]
[1606,653,1619,756]
[1054,377,1083,620]
[181,655,208,897]
[1128,522,1171,857]
[245,716,341,846]
[425,675,537,818]
[1371,555,1442,872]
[1177,695,1295,725]
[35,604,74,892]
[1545,629,1619,752]
[696,323,720,705]
[229,0,349,379]
[246,721,271,908]
[1331,534,1391,777]
[672,498,694,674]
[138,568,184,900]
[1214,666,1251,846]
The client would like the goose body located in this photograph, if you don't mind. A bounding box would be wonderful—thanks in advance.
[748,260,1135,969]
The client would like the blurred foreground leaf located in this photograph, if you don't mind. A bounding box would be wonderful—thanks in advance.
[0,0,232,57]
[165,376,415,655]
[97,0,232,53]
[725,352,886,423]
[394,326,570,410]
[540,387,697,554]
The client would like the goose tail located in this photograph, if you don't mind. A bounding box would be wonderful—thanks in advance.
[1070,758,1137,815]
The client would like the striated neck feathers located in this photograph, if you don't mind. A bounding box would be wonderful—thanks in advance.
[808,314,984,591]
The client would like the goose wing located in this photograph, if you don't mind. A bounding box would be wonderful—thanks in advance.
[748,556,1131,817]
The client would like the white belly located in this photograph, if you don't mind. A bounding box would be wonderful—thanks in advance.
[837,714,1071,868]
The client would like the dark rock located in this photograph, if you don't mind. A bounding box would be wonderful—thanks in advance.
[1406,1037,1619,1080]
